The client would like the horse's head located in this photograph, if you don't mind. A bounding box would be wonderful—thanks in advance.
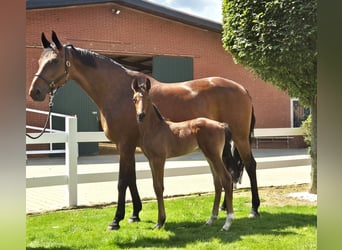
[131,77,151,122]
[29,31,71,101]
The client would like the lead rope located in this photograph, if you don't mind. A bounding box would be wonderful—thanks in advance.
[26,90,55,139]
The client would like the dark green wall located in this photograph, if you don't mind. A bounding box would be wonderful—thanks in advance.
[51,81,99,156]
[152,56,193,82]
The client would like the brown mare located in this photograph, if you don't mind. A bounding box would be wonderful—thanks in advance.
[131,77,235,230]
[28,31,260,230]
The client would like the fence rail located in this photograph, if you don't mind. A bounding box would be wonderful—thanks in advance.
[26,116,310,208]
[26,108,76,155]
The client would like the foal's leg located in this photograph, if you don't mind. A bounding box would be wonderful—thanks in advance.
[108,144,142,230]
[206,162,222,226]
[218,162,234,231]
[211,157,235,231]
[149,158,166,229]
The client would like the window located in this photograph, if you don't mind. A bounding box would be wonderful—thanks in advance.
[291,98,311,128]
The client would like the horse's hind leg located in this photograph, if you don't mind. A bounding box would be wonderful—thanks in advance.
[235,140,260,218]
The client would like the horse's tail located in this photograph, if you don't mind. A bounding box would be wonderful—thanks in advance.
[249,105,256,144]
[230,104,255,183]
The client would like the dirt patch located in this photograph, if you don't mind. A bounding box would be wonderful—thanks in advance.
[234,183,317,207]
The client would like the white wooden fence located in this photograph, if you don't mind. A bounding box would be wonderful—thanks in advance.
[26,110,310,207]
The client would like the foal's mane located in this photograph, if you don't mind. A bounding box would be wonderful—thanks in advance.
[152,103,165,121]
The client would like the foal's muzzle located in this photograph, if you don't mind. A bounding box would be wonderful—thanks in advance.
[137,112,146,122]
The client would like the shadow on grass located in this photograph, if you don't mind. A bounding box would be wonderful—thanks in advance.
[26,247,71,250]
[115,212,317,249]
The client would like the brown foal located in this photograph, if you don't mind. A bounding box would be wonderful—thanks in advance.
[132,77,235,231]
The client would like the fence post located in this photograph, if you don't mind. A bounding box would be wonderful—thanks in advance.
[65,116,78,207]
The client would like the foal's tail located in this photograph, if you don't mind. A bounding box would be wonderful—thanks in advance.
[222,124,241,183]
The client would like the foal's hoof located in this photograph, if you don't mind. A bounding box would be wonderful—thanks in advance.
[221,224,232,232]
[107,221,120,230]
[206,215,217,226]
[128,215,141,223]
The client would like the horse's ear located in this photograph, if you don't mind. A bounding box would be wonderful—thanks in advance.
[145,78,151,92]
[41,32,51,49]
[51,30,63,50]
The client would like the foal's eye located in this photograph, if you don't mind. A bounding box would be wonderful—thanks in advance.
[132,98,137,104]
[50,59,59,65]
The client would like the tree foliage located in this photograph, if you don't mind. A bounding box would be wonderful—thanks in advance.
[222,0,317,106]
[301,114,312,147]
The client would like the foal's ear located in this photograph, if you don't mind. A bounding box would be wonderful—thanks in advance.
[131,77,151,92]
[51,30,63,50]
[145,78,151,92]
[132,78,138,92]
[41,32,51,49]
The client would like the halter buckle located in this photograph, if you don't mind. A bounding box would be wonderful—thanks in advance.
[49,81,56,89]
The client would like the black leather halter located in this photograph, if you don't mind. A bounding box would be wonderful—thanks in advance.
[26,46,71,139]
[34,45,71,92]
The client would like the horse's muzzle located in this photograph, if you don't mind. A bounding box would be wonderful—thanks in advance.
[29,87,46,101]
[137,112,145,122]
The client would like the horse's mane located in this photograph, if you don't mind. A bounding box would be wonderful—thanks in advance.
[69,45,128,71]
[152,104,165,121]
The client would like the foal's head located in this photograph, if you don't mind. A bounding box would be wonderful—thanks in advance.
[131,77,152,122]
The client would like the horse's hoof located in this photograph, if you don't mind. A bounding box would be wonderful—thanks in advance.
[248,210,260,218]
[107,222,120,230]
[128,215,141,223]
[153,223,163,230]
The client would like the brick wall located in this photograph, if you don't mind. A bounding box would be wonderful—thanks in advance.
[26,3,291,130]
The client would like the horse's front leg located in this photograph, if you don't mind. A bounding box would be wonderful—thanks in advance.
[149,158,166,229]
[127,148,142,223]
[108,145,142,230]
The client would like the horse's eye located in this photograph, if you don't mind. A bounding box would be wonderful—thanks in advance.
[132,98,137,104]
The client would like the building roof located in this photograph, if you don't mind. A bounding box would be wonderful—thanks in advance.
[26,0,222,33]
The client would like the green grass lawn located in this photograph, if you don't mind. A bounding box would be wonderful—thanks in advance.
[27,188,317,250]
